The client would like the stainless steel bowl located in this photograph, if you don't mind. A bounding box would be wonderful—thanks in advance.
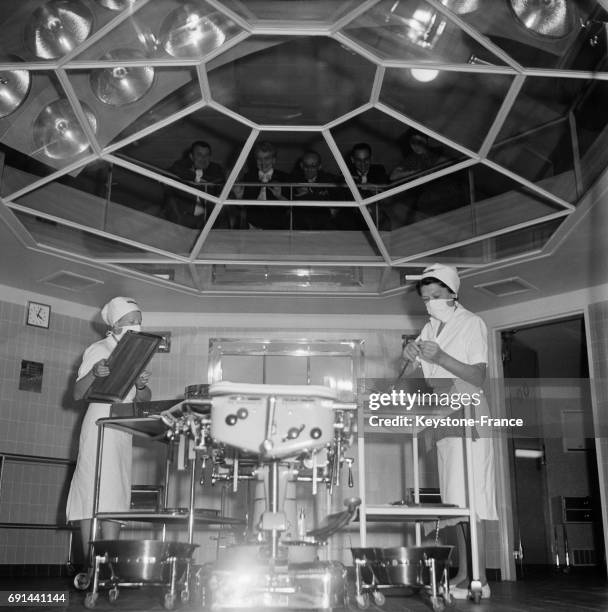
[380,545,453,586]
[350,547,390,585]
[94,539,197,582]
[283,540,318,564]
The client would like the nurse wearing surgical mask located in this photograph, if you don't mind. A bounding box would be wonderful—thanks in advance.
[66,297,151,570]
[402,264,497,601]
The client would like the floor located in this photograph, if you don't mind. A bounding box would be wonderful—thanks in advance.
[1,569,607,612]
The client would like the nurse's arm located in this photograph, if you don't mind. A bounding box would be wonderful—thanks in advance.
[437,355,486,387]
[73,359,109,400]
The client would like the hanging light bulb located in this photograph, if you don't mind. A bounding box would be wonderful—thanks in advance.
[26,0,93,60]
[509,0,574,38]
[90,49,155,106]
[0,58,31,119]
[33,99,97,160]
[410,68,439,82]
[160,4,234,58]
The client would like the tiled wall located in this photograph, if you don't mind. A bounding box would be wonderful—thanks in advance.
[0,298,99,564]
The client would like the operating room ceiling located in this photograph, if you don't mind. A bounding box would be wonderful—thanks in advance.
[1,0,608,303]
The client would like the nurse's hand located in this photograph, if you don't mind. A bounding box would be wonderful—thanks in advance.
[92,359,110,378]
[418,340,445,364]
[136,369,150,390]
[403,341,421,362]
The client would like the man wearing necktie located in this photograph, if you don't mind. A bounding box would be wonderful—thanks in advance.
[163,141,225,229]
[233,141,290,229]
[348,142,389,195]
[290,150,339,229]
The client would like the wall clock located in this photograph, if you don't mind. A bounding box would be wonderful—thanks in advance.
[26,301,51,329]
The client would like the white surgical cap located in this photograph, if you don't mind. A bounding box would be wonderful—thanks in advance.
[101,296,140,327]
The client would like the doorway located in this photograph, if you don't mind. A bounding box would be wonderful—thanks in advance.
[501,315,603,576]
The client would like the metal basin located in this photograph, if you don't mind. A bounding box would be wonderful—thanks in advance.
[350,547,389,585]
[94,539,197,583]
[283,540,318,564]
[380,545,453,587]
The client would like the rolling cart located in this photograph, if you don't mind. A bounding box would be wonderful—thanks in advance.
[75,408,244,609]
[356,399,484,608]
[351,545,453,612]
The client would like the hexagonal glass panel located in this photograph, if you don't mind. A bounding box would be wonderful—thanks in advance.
[12,210,151,258]
[112,107,252,226]
[1,71,96,194]
[198,204,381,260]
[380,68,514,151]
[379,164,569,260]
[197,264,389,294]
[488,76,599,203]
[230,131,352,204]
[444,0,608,70]
[0,0,116,63]
[425,217,565,264]
[573,77,608,194]
[341,0,507,64]
[12,160,203,256]
[61,66,201,149]
[331,108,470,198]
[208,36,376,125]
[74,0,244,61]
[117,262,198,291]
[219,1,355,24]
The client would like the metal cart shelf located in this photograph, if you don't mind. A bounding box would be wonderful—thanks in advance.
[355,402,482,609]
[79,413,245,610]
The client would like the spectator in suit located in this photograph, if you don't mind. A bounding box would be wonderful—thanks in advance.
[290,150,338,230]
[163,141,224,229]
[348,142,389,194]
[233,141,290,229]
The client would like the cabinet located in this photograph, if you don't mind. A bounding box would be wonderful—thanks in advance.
[550,496,596,567]
[355,400,480,577]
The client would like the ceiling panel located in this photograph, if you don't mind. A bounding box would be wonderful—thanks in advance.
[380,67,515,150]
[1,1,608,296]
[208,36,376,125]
[341,0,508,64]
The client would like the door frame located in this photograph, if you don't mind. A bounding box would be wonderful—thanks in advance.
[488,307,594,581]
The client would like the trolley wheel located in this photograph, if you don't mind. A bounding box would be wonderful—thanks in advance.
[472,590,482,604]
[83,592,98,609]
[73,571,91,591]
[163,592,177,610]
[180,588,190,603]
[430,595,446,612]
[372,590,386,606]
[355,593,370,609]
[108,587,119,603]
[442,591,454,607]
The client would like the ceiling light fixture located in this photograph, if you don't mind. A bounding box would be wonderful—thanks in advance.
[90,48,155,106]
[26,0,93,60]
[33,98,97,160]
[0,59,31,119]
[389,5,447,50]
[160,4,230,58]
[410,68,439,82]
[509,0,574,38]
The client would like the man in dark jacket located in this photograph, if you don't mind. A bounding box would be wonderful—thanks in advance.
[233,141,290,229]
[163,141,224,229]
